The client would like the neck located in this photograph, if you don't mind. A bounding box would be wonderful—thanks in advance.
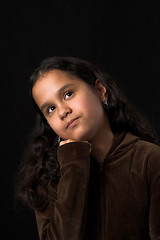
[90,116,114,162]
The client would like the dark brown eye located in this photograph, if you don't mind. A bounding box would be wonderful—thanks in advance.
[48,106,55,114]
[64,91,73,99]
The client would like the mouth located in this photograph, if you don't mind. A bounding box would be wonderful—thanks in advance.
[66,117,80,129]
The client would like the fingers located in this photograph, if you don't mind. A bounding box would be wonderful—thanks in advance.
[59,139,77,146]
[59,139,92,152]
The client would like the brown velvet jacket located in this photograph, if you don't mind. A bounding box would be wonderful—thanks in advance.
[35,132,160,240]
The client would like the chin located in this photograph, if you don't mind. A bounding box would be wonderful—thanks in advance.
[71,133,91,142]
[65,127,94,142]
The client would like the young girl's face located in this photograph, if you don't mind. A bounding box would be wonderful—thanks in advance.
[32,70,108,142]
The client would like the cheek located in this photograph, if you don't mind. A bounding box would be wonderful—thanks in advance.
[47,117,60,135]
[47,116,68,139]
[78,95,102,118]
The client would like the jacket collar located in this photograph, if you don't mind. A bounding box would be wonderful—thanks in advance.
[104,131,140,161]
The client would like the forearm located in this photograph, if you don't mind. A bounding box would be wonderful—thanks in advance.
[35,142,90,240]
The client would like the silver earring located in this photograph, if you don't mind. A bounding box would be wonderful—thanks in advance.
[103,97,109,108]
[57,136,61,143]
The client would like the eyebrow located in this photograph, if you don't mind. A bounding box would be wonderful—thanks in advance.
[40,83,75,111]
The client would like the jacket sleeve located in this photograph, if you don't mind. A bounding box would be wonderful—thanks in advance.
[148,145,160,239]
[35,141,90,240]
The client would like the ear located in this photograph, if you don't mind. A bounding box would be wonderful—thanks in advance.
[94,79,108,102]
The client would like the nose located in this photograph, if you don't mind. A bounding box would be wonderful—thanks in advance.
[58,104,72,120]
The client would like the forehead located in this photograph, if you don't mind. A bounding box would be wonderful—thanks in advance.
[32,70,87,104]
[35,69,83,87]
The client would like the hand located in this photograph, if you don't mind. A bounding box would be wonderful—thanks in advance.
[59,139,77,146]
[59,139,92,152]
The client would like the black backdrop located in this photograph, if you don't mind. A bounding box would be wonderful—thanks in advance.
[1,1,160,239]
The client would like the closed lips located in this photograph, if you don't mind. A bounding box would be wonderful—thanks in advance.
[66,117,79,129]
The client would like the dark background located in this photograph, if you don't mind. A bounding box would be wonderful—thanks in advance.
[1,1,160,239]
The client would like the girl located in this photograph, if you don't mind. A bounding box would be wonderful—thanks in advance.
[16,56,160,240]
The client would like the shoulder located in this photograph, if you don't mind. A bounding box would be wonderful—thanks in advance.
[135,138,160,159]
[122,133,160,176]
[131,137,160,169]
[133,138,160,186]
[116,132,160,161]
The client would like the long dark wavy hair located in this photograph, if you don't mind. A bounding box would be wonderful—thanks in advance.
[15,56,159,210]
